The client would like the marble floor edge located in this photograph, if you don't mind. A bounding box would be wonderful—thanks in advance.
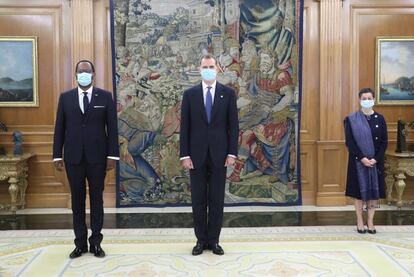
[8,204,408,215]
[2,225,414,236]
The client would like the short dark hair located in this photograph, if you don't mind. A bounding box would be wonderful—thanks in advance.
[199,54,217,65]
[75,60,95,73]
[358,87,375,98]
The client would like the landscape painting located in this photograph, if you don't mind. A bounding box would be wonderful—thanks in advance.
[376,37,414,105]
[0,37,38,107]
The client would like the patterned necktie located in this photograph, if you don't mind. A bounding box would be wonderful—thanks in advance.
[83,92,89,114]
[206,86,212,123]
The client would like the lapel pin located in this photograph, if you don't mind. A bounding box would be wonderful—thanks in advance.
[95,94,98,96]
[220,95,223,98]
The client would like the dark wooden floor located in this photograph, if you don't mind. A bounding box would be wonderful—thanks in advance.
[1,210,414,230]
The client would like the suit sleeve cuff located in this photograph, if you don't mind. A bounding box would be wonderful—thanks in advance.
[53,158,62,162]
[107,156,120,160]
[180,156,190,161]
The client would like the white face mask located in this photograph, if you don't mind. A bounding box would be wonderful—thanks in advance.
[200,69,217,81]
[77,72,93,87]
[360,99,374,109]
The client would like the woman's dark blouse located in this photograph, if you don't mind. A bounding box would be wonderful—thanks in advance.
[344,111,388,199]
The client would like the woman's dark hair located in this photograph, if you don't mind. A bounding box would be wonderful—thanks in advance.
[358,87,375,98]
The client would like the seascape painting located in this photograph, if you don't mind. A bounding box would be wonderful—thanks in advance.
[376,37,414,105]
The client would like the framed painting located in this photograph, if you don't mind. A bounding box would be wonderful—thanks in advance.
[376,36,414,105]
[0,36,38,107]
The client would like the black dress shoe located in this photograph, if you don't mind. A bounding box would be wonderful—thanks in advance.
[69,246,88,259]
[211,243,224,255]
[357,228,366,234]
[90,245,106,258]
[367,229,377,234]
[192,242,205,256]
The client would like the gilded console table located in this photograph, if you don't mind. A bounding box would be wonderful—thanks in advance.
[385,151,414,208]
[0,154,34,214]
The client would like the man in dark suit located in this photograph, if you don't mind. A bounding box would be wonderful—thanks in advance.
[53,60,119,259]
[180,54,239,255]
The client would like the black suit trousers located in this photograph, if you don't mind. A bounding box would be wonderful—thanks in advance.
[65,158,106,247]
[190,151,226,245]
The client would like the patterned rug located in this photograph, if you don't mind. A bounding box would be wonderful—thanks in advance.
[1,226,414,276]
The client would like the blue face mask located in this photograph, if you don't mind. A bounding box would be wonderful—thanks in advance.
[360,99,375,109]
[77,72,93,87]
[200,69,217,81]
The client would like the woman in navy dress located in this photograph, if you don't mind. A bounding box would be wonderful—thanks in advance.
[344,88,388,234]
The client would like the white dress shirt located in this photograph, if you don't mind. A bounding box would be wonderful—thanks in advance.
[78,86,93,114]
[202,81,216,107]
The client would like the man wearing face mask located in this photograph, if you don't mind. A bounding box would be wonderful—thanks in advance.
[53,60,119,258]
[180,54,239,256]
[344,87,388,235]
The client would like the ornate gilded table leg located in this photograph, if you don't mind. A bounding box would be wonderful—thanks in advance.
[8,175,19,214]
[384,156,396,205]
[19,164,29,209]
[395,171,406,208]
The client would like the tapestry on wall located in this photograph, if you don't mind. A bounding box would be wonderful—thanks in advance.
[112,0,303,207]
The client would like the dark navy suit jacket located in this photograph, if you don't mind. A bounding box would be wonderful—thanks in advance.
[53,87,119,164]
[179,82,239,168]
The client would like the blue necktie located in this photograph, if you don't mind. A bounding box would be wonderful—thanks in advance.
[206,87,212,123]
[83,92,89,114]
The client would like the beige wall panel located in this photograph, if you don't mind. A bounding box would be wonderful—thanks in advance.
[316,142,347,206]
[300,142,317,205]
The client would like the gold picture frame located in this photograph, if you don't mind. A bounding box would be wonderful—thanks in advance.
[0,36,39,107]
[376,36,414,105]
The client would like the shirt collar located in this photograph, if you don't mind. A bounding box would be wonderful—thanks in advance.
[78,86,93,95]
[202,81,217,91]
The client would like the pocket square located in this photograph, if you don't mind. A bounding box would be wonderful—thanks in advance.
[94,105,105,108]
